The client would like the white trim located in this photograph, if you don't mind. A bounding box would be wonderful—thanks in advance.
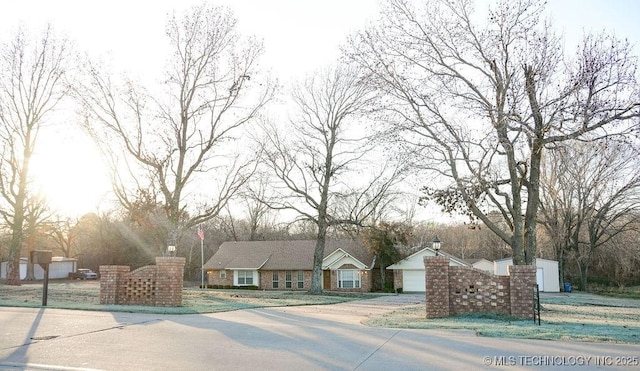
[322,249,367,270]
[234,270,258,286]
[337,269,361,289]
[387,247,468,270]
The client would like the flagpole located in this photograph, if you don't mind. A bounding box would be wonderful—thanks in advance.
[198,224,205,290]
[200,237,204,289]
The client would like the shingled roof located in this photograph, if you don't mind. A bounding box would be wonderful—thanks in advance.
[203,239,374,270]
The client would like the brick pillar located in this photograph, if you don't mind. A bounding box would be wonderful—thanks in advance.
[424,256,450,318]
[99,265,130,304]
[509,265,536,319]
[155,257,185,307]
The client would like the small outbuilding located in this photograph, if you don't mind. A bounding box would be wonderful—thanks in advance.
[464,258,494,273]
[387,248,561,293]
[0,257,77,280]
[494,258,560,292]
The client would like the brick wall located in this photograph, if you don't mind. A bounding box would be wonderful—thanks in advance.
[100,265,130,304]
[449,266,510,316]
[206,269,233,287]
[509,265,536,319]
[329,269,372,292]
[100,257,185,307]
[206,269,372,292]
[257,270,312,290]
[423,256,536,319]
[424,257,450,318]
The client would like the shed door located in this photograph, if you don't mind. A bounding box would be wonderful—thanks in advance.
[536,267,544,291]
[403,270,426,292]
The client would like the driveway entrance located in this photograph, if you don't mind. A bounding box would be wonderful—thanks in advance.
[1,295,637,370]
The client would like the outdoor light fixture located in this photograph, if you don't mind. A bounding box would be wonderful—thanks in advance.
[432,236,441,256]
[167,244,176,257]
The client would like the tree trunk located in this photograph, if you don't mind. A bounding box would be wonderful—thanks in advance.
[310,227,327,294]
[25,262,36,281]
[579,262,589,291]
[6,196,26,286]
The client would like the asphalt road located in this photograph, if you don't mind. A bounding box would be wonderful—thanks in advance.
[0,295,638,370]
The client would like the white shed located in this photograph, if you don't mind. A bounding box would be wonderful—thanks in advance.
[387,247,468,292]
[494,258,560,292]
[465,258,494,273]
[1,257,77,280]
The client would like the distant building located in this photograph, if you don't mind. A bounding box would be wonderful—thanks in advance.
[1,257,77,280]
[388,248,560,292]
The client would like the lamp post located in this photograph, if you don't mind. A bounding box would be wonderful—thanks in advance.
[167,244,176,257]
[432,236,441,256]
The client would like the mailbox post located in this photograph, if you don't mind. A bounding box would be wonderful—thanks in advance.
[30,250,52,306]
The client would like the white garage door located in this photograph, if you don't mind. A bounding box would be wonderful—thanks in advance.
[403,270,426,292]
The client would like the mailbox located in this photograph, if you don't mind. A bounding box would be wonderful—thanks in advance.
[30,250,52,265]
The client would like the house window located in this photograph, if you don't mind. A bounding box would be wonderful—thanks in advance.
[338,270,360,289]
[297,271,304,289]
[237,271,253,285]
[220,270,226,279]
[285,270,292,289]
[272,271,279,289]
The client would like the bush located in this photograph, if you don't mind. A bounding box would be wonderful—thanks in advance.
[203,284,259,290]
[384,281,394,293]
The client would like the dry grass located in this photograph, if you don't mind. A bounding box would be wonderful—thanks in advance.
[363,292,640,344]
[0,280,377,314]
[2,281,639,344]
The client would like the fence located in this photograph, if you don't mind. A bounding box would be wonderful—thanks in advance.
[100,257,185,307]
[424,256,536,319]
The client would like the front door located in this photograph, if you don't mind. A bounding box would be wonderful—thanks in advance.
[323,270,331,289]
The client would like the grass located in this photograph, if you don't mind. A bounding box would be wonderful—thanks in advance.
[363,291,640,344]
[591,286,640,300]
[0,280,377,314]
[2,280,639,344]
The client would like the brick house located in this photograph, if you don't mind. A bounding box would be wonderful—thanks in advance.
[202,240,375,292]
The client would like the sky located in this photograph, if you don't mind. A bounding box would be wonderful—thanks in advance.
[1,0,639,219]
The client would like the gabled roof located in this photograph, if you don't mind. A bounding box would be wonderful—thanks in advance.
[387,246,469,270]
[203,239,374,271]
[322,248,368,270]
[494,257,558,264]
[464,258,492,265]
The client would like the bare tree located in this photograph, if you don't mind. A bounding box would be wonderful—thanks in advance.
[575,144,640,290]
[346,0,640,265]
[539,145,579,286]
[591,226,640,290]
[0,27,71,285]
[257,65,401,293]
[540,141,640,290]
[79,4,273,253]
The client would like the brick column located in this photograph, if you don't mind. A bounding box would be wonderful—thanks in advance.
[155,257,185,307]
[424,256,450,318]
[509,265,536,319]
[99,265,130,304]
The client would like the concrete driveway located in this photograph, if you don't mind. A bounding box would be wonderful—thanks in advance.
[0,294,638,370]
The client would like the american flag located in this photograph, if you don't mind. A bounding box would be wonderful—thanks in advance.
[197,225,204,241]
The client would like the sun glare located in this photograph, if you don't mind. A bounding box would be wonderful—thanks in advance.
[30,131,112,218]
